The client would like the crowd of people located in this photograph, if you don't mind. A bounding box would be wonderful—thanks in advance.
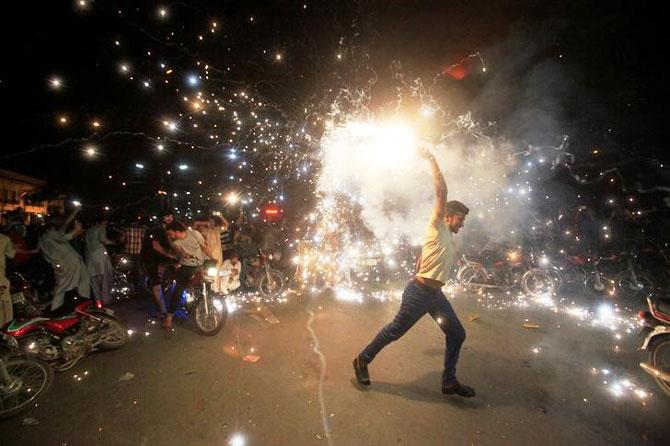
[0,206,284,329]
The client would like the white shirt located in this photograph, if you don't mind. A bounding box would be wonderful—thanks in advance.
[416,212,456,284]
[0,234,16,277]
[173,230,207,267]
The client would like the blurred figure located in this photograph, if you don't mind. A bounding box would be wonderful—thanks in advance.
[219,252,242,294]
[121,219,144,261]
[0,232,16,326]
[235,227,259,285]
[38,207,90,311]
[140,210,178,316]
[7,224,39,269]
[85,215,115,305]
[579,207,600,256]
[5,207,26,237]
[220,217,236,259]
[194,215,226,290]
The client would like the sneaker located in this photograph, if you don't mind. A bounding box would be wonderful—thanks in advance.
[442,381,476,398]
[352,356,371,386]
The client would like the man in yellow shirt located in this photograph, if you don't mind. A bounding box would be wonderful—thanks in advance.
[353,148,475,397]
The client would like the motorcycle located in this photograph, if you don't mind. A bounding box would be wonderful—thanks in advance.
[6,258,55,316]
[167,259,228,336]
[0,332,53,419]
[553,253,617,298]
[456,249,527,292]
[3,299,128,371]
[241,251,285,297]
[638,295,670,397]
[520,252,560,297]
[613,252,654,300]
[7,271,48,318]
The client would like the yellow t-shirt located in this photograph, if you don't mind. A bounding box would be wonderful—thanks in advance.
[416,212,455,284]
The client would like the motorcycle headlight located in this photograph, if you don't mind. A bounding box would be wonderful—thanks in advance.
[206,267,219,278]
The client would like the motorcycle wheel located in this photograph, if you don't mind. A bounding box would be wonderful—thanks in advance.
[194,296,227,336]
[649,336,670,397]
[258,270,284,296]
[458,264,488,291]
[546,267,564,290]
[97,315,129,350]
[616,271,654,300]
[0,356,53,419]
[521,268,555,297]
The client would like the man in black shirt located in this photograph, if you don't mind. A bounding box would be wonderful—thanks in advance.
[140,211,178,315]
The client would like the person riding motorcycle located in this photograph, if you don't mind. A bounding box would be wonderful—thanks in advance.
[163,221,214,329]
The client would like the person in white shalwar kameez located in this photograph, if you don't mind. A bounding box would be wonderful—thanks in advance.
[38,208,90,310]
[85,217,114,304]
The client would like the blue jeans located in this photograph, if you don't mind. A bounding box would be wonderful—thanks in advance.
[360,279,466,386]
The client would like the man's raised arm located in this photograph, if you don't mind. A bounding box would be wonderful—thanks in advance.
[419,148,448,219]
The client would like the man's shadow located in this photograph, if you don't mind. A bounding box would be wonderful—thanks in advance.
[350,343,552,411]
[351,371,486,409]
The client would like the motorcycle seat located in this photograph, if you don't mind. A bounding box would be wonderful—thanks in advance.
[47,298,93,317]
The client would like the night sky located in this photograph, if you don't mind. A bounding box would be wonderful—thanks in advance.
[0,0,667,214]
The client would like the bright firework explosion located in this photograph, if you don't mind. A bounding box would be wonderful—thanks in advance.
[292,85,543,299]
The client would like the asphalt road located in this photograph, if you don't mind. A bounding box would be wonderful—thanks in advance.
[2,287,669,446]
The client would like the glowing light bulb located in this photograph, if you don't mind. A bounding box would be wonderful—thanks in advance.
[187,74,199,87]
[49,77,62,89]
[229,433,245,446]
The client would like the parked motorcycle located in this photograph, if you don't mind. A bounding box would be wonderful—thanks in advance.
[553,253,617,298]
[0,332,53,419]
[456,249,527,292]
[638,295,670,397]
[613,252,654,300]
[520,252,560,297]
[3,299,128,371]
[241,251,285,297]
